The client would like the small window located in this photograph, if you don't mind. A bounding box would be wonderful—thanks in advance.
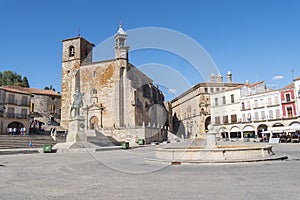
[261,111,266,119]
[215,116,220,125]
[30,103,34,113]
[215,98,218,106]
[274,96,279,104]
[93,71,96,78]
[268,98,272,105]
[254,112,259,120]
[204,88,208,93]
[84,48,89,58]
[231,114,237,123]
[51,105,55,113]
[223,115,228,124]
[69,46,75,57]
[275,109,280,118]
[230,94,234,103]
[241,102,245,110]
[286,93,291,102]
[287,107,293,118]
[222,96,226,105]
[269,110,273,119]
[254,100,258,108]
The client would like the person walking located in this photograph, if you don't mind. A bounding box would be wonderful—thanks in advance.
[12,127,17,136]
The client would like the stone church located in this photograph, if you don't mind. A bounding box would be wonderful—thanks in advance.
[60,24,167,145]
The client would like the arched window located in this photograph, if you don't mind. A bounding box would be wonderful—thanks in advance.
[69,46,75,57]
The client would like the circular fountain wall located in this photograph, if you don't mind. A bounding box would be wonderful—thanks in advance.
[155,144,287,163]
[154,125,287,163]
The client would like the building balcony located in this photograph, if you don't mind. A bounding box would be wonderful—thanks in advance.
[253,105,265,109]
[241,107,251,111]
[266,103,280,107]
[281,100,295,104]
[19,101,30,106]
[6,99,18,105]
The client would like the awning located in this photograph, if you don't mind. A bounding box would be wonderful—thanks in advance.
[243,126,255,132]
[230,127,241,132]
[268,126,300,133]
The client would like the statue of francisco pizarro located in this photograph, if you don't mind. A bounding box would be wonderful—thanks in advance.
[70,88,84,117]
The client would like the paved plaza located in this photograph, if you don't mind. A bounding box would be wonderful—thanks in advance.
[0,142,300,200]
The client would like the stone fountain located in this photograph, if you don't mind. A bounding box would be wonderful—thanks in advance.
[154,125,287,163]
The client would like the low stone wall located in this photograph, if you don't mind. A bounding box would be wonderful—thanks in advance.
[100,126,165,146]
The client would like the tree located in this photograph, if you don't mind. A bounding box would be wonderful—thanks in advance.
[0,70,30,87]
[44,84,56,91]
[21,76,30,87]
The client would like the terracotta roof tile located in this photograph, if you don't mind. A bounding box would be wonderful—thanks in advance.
[281,82,294,90]
[0,85,60,96]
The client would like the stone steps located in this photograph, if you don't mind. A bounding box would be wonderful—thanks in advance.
[0,135,66,149]
[87,130,122,147]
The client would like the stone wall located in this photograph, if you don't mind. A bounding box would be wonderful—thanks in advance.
[101,126,165,146]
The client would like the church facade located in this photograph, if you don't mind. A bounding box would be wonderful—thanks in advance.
[60,24,166,145]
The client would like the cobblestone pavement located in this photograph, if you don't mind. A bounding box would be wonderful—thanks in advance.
[0,143,300,200]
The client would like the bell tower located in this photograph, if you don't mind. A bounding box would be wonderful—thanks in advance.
[61,35,95,129]
[115,21,129,60]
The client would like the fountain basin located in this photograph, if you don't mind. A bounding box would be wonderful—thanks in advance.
[154,144,287,163]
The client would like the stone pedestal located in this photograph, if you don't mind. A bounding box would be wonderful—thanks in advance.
[206,133,217,147]
[205,124,217,148]
[66,116,87,143]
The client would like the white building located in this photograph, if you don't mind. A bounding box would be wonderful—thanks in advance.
[294,76,300,116]
[210,83,244,138]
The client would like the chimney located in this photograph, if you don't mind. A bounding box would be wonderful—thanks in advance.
[210,73,216,82]
[217,73,223,83]
[227,71,232,83]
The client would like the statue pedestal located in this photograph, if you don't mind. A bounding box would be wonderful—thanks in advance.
[205,133,217,147]
[205,124,217,148]
[66,116,87,143]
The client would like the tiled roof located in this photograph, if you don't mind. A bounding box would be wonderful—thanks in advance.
[293,76,300,81]
[281,82,294,90]
[0,85,61,96]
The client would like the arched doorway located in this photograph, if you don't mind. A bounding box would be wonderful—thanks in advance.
[90,116,99,130]
[243,125,255,138]
[7,121,24,134]
[229,126,242,138]
[257,124,268,138]
[204,116,211,132]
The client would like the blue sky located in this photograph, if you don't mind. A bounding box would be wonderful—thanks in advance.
[0,0,299,100]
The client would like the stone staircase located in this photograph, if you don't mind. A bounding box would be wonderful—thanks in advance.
[87,130,122,147]
[0,134,66,149]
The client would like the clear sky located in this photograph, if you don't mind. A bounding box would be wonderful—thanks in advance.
[0,0,299,100]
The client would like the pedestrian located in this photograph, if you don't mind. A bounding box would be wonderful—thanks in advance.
[12,127,17,135]
[29,141,32,147]
[19,127,24,136]
[9,127,12,135]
